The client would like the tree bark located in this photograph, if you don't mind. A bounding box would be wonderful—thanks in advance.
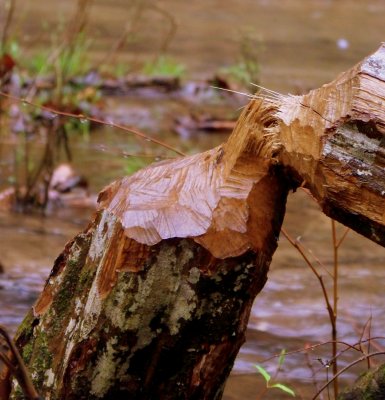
[6,45,385,399]
[10,154,290,400]
[338,364,385,400]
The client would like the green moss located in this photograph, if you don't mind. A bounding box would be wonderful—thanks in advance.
[15,310,35,339]
[22,342,34,363]
[49,261,79,335]
[339,365,385,400]
[29,330,53,390]
[49,234,92,335]
[77,263,96,293]
[12,383,24,399]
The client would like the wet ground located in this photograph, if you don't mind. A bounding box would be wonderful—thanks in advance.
[1,1,385,399]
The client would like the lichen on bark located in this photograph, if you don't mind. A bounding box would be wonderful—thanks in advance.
[338,364,385,400]
[11,207,280,399]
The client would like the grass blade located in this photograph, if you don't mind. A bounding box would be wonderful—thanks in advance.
[271,383,295,397]
[255,365,271,383]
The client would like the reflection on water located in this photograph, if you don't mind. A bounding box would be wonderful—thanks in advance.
[0,209,91,329]
[227,191,385,398]
[1,0,385,398]
[0,270,49,331]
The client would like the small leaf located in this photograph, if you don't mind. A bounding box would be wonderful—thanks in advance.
[278,349,286,367]
[271,383,295,397]
[255,365,271,383]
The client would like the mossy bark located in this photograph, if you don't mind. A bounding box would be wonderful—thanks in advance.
[10,162,289,399]
[338,365,385,400]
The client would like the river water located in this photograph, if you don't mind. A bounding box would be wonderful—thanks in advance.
[1,1,385,399]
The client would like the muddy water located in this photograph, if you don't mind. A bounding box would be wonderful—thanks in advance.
[19,0,385,92]
[1,1,385,399]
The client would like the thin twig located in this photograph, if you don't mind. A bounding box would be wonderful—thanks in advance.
[358,315,372,352]
[261,337,385,364]
[1,0,15,52]
[358,315,373,369]
[304,345,324,400]
[331,219,339,397]
[0,90,186,156]
[147,3,178,59]
[0,325,40,400]
[96,0,147,70]
[93,144,172,160]
[0,351,16,372]
[305,247,333,279]
[312,351,385,399]
[281,227,335,326]
[367,316,372,369]
[336,227,350,249]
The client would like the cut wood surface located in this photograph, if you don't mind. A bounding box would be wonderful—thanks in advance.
[6,45,385,399]
[100,44,385,249]
[273,45,385,245]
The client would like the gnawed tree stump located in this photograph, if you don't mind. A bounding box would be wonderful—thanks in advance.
[10,154,290,400]
[5,45,385,399]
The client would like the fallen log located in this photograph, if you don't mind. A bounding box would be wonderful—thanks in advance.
[5,45,385,399]
[270,46,385,245]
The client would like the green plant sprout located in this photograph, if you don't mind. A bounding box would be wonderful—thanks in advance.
[0,38,19,59]
[220,28,263,90]
[221,61,259,87]
[28,34,91,78]
[143,55,185,78]
[255,349,295,398]
[124,156,149,176]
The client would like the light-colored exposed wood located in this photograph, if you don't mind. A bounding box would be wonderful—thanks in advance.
[100,45,385,250]
[98,103,283,259]
[235,45,385,246]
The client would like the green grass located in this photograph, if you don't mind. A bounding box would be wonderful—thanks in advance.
[143,55,185,78]
[220,60,260,88]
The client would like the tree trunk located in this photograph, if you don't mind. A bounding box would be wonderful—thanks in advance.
[338,364,385,400]
[10,153,291,400]
[7,45,385,399]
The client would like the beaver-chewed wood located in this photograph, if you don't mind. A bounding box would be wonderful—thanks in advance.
[267,44,384,245]
[5,45,385,399]
[8,110,290,399]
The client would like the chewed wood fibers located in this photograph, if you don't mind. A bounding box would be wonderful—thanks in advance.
[97,98,285,259]
[99,43,385,253]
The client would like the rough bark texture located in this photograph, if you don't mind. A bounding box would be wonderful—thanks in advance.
[6,45,385,399]
[338,364,385,400]
[10,150,289,399]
